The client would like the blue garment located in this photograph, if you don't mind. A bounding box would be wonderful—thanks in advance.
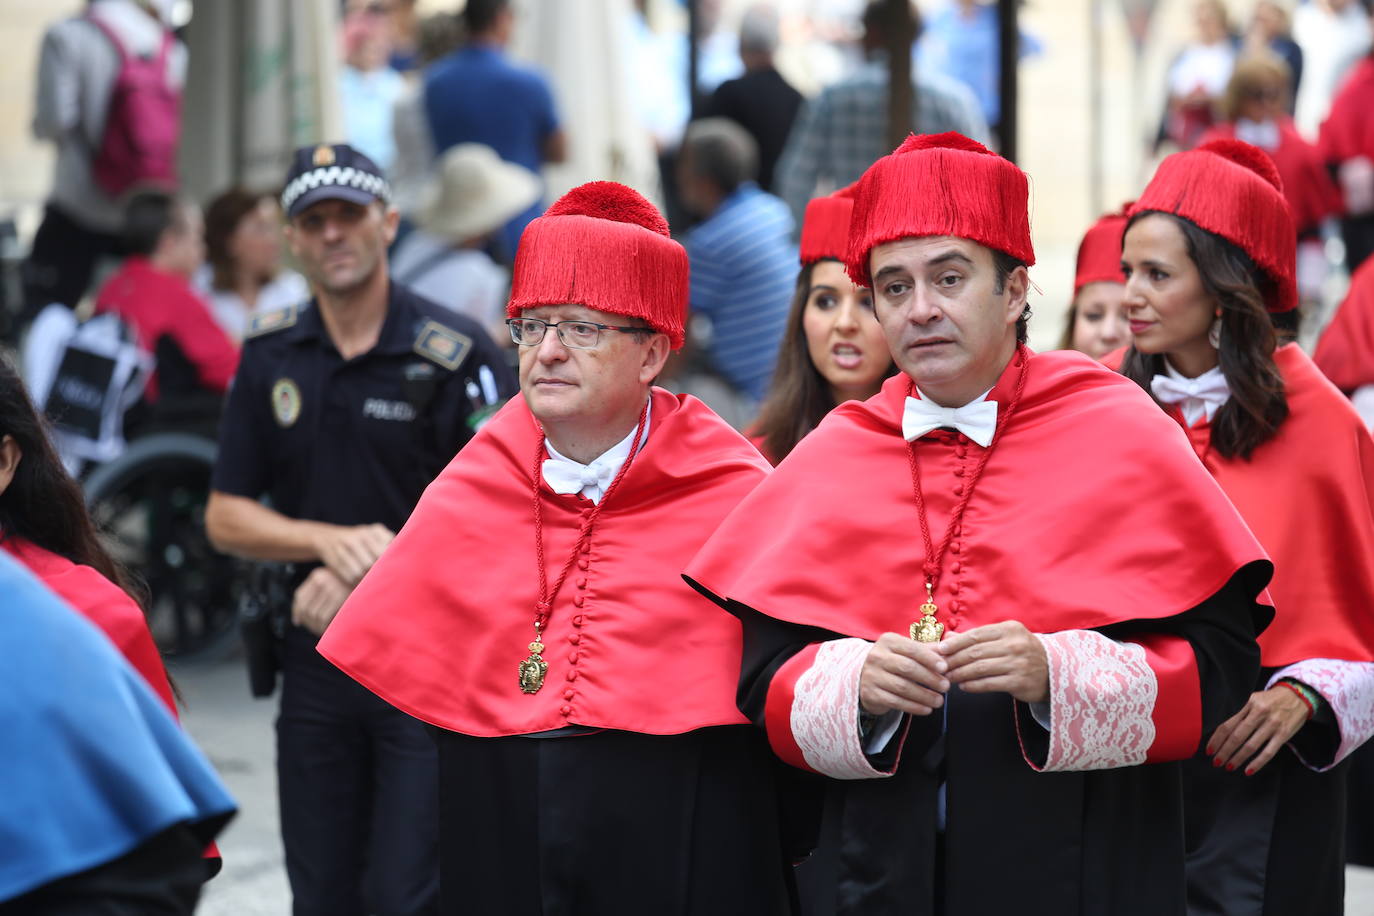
[0,551,235,902]
[684,184,796,403]
[423,44,560,258]
[339,65,408,174]
[916,2,1043,126]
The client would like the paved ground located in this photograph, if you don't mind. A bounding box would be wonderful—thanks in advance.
[177,650,1374,915]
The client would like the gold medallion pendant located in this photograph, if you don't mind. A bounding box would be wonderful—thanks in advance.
[518,640,548,694]
[910,582,945,643]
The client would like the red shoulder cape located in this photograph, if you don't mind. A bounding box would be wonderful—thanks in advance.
[318,388,771,737]
[685,349,1272,639]
[2,537,177,714]
[1201,119,1343,234]
[1315,257,1374,392]
[1319,56,1374,165]
[1167,345,1374,666]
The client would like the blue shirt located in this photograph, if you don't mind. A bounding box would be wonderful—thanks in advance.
[423,44,560,257]
[685,184,796,403]
[917,2,1043,126]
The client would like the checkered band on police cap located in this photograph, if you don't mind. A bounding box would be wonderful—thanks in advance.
[281,144,392,219]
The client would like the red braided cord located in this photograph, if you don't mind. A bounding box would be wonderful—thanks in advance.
[905,346,1031,592]
[530,398,651,632]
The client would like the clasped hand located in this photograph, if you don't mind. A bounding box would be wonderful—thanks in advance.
[859,621,1049,717]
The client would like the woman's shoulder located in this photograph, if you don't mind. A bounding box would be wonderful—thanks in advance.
[2,538,144,640]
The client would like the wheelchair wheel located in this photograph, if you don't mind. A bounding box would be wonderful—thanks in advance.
[84,433,240,662]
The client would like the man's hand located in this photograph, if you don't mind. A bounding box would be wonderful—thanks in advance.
[859,633,950,717]
[1207,686,1311,775]
[939,621,1049,704]
[314,524,395,586]
[292,567,354,636]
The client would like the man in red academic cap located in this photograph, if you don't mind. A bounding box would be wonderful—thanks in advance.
[685,132,1276,915]
[318,181,806,915]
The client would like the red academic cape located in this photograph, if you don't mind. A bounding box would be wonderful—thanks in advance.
[1319,56,1374,167]
[686,348,1273,771]
[1167,344,1374,668]
[1202,119,1344,235]
[318,387,771,737]
[1315,256,1374,392]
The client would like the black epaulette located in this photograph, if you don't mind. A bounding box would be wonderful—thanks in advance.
[245,303,301,340]
[413,318,473,371]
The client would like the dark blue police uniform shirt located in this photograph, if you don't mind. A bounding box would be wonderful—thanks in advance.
[211,283,516,532]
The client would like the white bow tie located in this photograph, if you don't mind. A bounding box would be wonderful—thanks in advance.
[1150,370,1231,425]
[542,456,619,503]
[902,395,998,447]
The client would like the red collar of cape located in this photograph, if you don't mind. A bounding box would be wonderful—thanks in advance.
[1315,257,1374,392]
[318,387,771,737]
[1166,344,1374,666]
[685,348,1274,642]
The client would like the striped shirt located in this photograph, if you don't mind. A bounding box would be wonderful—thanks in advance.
[775,59,990,229]
[685,184,797,403]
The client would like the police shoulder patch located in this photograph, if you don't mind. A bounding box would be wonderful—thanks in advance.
[413,319,472,371]
[246,304,300,340]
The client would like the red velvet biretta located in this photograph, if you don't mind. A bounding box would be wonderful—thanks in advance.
[508,181,688,348]
[1074,204,1131,296]
[845,132,1035,287]
[799,184,857,265]
[1131,139,1297,312]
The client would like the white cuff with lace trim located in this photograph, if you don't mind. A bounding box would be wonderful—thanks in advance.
[1268,658,1374,770]
[1034,630,1158,772]
[792,638,895,780]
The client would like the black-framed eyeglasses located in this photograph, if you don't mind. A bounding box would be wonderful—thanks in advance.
[505,317,654,350]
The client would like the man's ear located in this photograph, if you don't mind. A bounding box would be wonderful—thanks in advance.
[1004,265,1030,325]
[639,333,672,385]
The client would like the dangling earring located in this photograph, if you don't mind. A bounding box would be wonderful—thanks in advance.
[1208,318,1222,349]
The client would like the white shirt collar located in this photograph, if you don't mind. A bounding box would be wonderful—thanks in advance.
[1153,360,1231,426]
[542,400,652,504]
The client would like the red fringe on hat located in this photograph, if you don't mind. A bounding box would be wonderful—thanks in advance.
[845,132,1035,288]
[1074,204,1132,296]
[508,181,687,348]
[799,184,857,265]
[1131,139,1298,312]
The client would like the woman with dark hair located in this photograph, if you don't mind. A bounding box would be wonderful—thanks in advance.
[0,355,175,714]
[749,187,895,464]
[1058,206,1130,359]
[1119,138,1374,914]
[197,187,307,343]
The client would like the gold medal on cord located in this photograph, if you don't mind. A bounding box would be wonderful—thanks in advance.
[518,635,548,694]
[910,580,945,643]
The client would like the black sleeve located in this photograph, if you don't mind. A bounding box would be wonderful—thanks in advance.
[209,344,271,499]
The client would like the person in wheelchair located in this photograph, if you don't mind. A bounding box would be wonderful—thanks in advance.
[94,190,239,440]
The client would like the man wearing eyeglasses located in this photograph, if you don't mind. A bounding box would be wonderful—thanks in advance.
[319,181,809,914]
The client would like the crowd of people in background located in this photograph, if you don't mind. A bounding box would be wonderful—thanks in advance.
[11,0,1374,913]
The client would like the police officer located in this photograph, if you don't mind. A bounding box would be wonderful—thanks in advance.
[205,143,515,916]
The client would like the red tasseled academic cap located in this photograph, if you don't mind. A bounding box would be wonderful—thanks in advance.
[1074,204,1132,296]
[1130,139,1297,312]
[508,181,688,348]
[799,183,857,266]
[845,132,1035,288]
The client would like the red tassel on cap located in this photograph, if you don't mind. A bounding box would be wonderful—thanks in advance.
[799,184,857,265]
[508,181,688,348]
[1131,139,1297,312]
[1074,203,1132,296]
[845,131,1035,288]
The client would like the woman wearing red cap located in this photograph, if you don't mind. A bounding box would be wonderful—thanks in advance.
[1119,137,1374,914]
[750,187,895,464]
[1059,207,1131,360]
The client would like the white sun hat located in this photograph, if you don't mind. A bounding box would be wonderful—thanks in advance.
[416,143,542,243]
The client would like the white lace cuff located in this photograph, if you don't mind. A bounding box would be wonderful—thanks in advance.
[792,638,897,780]
[1029,630,1158,772]
[1268,658,1374,770]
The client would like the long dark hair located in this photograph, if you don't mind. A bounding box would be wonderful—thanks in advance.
[204,187,274,291]
[1120,212,1288,460]
[752,260,897,462]
[0,357,143,601]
